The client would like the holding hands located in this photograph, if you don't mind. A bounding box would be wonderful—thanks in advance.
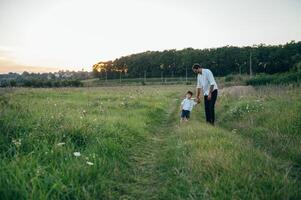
[196,96,201,104]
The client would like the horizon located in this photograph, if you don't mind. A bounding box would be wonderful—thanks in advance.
[0,41,299,74]
[1,0,301,73]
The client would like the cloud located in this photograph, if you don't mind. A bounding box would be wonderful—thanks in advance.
[0,49,58,73]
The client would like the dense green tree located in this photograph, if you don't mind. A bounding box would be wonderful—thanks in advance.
[93,41,301,78]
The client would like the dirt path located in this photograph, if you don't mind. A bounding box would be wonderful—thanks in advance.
[125,99,179,199]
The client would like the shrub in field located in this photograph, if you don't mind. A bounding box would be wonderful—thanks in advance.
[0,80,9,87]
[246,72,301,86]
[224,75,234,82]
[228,100,264,118]
[0,78,83,87]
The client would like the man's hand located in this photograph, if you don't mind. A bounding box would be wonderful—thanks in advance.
[207,93,212,101]
[208,85,214,101]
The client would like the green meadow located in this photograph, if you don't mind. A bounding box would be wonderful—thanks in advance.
[0,85,300,199]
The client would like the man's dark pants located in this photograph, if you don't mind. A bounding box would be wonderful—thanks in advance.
[204,89,218,125]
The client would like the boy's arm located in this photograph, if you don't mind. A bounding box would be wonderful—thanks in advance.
[180,100,184,110]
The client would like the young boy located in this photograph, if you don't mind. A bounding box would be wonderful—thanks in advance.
[180,91,197,122]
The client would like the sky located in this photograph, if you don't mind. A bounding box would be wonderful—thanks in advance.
[0,0,300,73]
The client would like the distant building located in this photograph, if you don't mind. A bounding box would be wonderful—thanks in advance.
[54,73,60,78]
[62,72,73,78]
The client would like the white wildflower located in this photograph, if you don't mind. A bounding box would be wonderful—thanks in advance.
[86,161,94,166]
[57,142,65,146]
[12,139,22,148]
[73,152,81,157]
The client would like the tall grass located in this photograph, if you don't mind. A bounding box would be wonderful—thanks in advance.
[1,85,300,199]
[216,85,301,189]
[0,86,185,199]
[154,102,300,199]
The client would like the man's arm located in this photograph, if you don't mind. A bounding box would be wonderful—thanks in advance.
[196,87,201,103]
[196,75,202,103]
[207,70,216,100]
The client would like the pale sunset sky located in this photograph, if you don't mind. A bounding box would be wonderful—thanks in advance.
[0,0,300,73]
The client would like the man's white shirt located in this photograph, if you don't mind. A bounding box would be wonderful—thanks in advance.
[197,69,218,96]
[181,98,197,111]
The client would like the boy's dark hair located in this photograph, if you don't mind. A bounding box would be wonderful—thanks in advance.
[192,63,201,69]
[187,91,193,96]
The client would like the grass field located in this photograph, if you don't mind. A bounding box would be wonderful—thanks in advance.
[81,75,247,87]
[0,85,300,199]
[81,77,197,87]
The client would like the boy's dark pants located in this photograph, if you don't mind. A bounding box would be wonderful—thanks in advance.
[204,89,218,125]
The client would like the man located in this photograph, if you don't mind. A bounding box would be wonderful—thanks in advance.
[192,63,218,125]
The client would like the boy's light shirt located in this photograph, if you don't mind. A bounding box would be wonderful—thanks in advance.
[197,69,218,96]
[181,98,197,111]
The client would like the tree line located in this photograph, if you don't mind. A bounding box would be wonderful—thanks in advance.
[0,71,92,87]
[93,41,301,79]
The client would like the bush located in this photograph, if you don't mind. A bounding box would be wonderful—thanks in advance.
[0,78,83,88]
[225,75,234,82]
[246,72,301,86]
[71,80,83,87]
[9,80,16,87]
[229,100,264,118]
[0,80,9,87]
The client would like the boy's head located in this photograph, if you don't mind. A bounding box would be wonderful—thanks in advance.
[186,91,193,99]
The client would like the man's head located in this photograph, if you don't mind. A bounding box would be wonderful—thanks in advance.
[186,91,193,99]
[192,63,202,74]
